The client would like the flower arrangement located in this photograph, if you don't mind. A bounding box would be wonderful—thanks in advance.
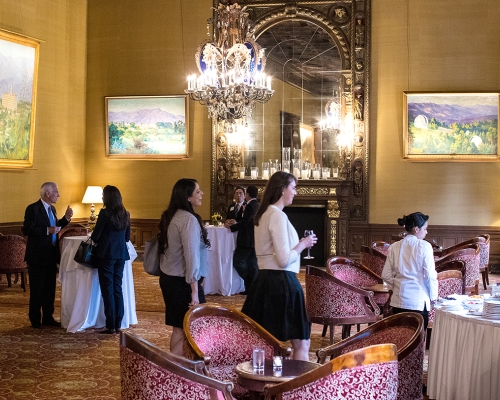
[211,213,222,226]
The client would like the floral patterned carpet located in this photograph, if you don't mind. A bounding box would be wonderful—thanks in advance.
[0,263,339,399]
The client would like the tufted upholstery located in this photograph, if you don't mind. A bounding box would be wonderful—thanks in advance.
[361,245,387,276]
[264,344,398,400]
[183,304,291,399]
[317,312,425,400]
[0,235,28,292]
[120,332,236,400]
[305,266,380,344]
[435,244,479,294]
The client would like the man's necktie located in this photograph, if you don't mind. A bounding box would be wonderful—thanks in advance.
[234,204,239,215]
[48,207,56,245]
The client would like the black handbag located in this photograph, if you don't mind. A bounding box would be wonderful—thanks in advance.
[73,238,96,268]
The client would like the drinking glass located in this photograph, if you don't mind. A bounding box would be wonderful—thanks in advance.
[303,230,314,259]
[252,346,265,371]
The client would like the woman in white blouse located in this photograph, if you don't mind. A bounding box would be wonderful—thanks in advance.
[381,212,438,329]
[242,171,317,360]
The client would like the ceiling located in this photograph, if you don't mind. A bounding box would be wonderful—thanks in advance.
[256,19,342,97]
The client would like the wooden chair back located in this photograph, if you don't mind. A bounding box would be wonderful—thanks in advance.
[316,312,424,400]
[371,240,390,255]
[263,344,398,400]
[183,304,291,398]
[434,244,480,294]
[360,245,387,276]
[305,266,380,344]
[120,332,235,400]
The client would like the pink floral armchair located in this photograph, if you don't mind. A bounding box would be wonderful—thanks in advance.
[183,304,291,399]
[317,312,425,400]
[371,241,391,256]
[120,332,236,400]
[263,343,398,400]
[305,266,381,344]
[0,235,28,292]
[360,245,387,276]
[435,244,479,294]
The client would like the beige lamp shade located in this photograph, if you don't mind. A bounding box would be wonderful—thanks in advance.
[82,186,103,204]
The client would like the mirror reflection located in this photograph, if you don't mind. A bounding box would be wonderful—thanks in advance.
[233,19,343,176]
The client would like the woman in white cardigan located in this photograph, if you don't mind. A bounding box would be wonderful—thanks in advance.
[242,171,317,360]
[382,212,438,330]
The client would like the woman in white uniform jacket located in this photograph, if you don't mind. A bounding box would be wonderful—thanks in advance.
[382,212,438,329]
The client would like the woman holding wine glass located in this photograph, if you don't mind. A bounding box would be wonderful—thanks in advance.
[242,171,317,361]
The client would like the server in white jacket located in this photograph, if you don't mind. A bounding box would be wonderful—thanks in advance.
[382,212,438,330]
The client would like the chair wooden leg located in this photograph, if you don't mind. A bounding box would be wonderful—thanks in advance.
[485,264,490,285]
[14,272,19,284]
[322,324,328,338]
[329,324,335,345]
[481,270,488,290]
[6,273,12,287]
[21,272,27,292]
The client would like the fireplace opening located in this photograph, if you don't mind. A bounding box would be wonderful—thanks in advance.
[283,205,326,267]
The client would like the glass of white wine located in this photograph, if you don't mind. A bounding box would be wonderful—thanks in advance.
[303,230,314,259]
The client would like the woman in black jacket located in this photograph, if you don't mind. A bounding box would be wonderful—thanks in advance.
[91,185,130,334]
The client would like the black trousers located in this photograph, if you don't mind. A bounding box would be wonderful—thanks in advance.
[392,305,429,330]
[27,246,58,326]
[96,258,125,331]
[232,246,258,292]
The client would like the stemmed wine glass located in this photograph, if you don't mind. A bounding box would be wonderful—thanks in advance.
[303,230,314,259]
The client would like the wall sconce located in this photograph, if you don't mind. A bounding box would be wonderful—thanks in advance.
[82,186,103,223]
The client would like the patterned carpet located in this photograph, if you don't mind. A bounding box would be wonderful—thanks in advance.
[0,263,338,399]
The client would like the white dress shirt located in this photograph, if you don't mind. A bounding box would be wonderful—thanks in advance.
[382,234,438,311]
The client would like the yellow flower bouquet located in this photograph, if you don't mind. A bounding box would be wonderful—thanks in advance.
[210,213,222,226]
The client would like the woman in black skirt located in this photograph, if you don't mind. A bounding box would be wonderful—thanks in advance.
[242,171,317,360]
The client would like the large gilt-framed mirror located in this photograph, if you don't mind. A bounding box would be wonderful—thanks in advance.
[210,0,370,256]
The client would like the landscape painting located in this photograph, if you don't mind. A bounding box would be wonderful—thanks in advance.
[105,95,188,159]
[0,30,40,168]
[403,92,499,161]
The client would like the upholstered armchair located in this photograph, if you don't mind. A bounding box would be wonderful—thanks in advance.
[183,304,291,399]
[58,226,89,255]
[0,235,28,292]
[371,240,391,255]
[360,245,387,276]
[263,343,398,400]
[476,234,490,289]
[120,332,236,400]
[434,244,480,295]
[326,256,391,316]
[317,312,425,400]
[305,266,380,345]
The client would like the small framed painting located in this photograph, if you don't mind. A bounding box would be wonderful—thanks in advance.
[403,92,499,161]
[0,29,40,168]
[105,95,189,159]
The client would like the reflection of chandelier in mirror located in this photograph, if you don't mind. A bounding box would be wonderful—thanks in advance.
[185,3,274,123]
[320,98,342,130]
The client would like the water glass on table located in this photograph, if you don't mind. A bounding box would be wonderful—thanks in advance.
[252,346,265,372]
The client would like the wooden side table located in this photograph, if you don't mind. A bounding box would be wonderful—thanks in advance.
[236,359,319,398]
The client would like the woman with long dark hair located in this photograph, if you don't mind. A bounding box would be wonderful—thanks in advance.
[91,185,130,334]
[242,171,317,360]
[381,212,438,329]
[158,178,210,355]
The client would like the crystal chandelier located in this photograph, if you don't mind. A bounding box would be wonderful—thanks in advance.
[185,2,274,122]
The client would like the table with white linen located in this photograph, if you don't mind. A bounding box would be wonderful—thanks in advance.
[58,236,138,333]
[203,226,244,295]
[427,302,500,400]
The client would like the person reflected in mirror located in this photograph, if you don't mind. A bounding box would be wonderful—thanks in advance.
[381,212,438,330]
[23,182,73,329]
[242,172,317,360]
[158,178,210,355]
[91,185,130,334]
[226,185,259,294]
[225,185,245,226]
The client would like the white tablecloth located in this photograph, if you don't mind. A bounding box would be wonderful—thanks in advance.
[203,226,244,296]
[58,236,138,333]
[427,305,500,400]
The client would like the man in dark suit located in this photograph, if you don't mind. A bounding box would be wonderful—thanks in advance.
[225,185,245,223]
[225,185,259,294]
[23,182,73,328]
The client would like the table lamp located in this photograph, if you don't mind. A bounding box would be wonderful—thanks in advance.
[82,186,103,223]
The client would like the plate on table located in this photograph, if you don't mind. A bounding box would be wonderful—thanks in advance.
[467,308,483,316]
[462,299,483,309]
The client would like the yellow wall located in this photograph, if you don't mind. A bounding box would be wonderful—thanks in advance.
[1,0,500,227]
[370,0,500,226]
[0,0,87,221]
[86,0,213,220]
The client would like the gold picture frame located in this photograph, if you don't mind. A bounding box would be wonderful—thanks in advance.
[403,92,499,161]
[105,95,189,159]
[0,29,40,168]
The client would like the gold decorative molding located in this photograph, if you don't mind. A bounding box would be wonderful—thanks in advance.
[327,199,340,218]
[330,219,337,255]
[296,187,330,196]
